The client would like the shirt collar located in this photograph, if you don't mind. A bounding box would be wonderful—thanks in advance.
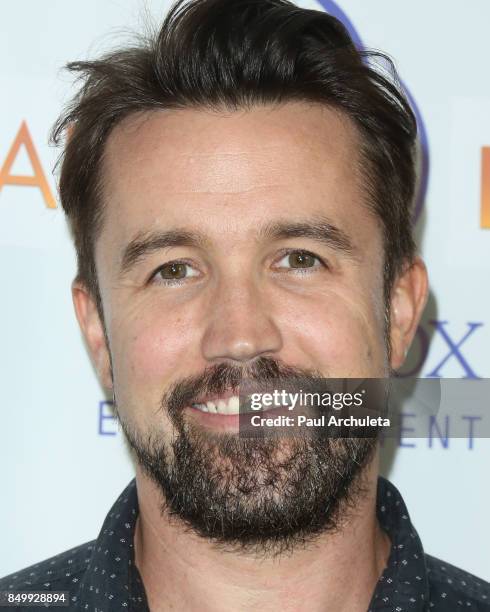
[369,477,429,611]
[77,476,429,611]
[77,482,148,610]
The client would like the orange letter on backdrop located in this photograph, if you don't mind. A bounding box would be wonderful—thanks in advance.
[0,121,56,209]
[482,147,490,229]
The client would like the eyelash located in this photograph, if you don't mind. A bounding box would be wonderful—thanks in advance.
[149,249,328,286]
[149,259,199,286]
[273,249,328,273]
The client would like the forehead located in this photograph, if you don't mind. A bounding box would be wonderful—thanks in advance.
[99,102,374,247]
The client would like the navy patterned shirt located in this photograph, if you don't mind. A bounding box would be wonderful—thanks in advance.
[1,477,489,611]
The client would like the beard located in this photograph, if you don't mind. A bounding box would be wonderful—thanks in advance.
[116,357,378,555]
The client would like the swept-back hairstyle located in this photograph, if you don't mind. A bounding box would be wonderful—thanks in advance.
[52,0,417,316]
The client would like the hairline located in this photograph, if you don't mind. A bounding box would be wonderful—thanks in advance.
[89,98,387,281]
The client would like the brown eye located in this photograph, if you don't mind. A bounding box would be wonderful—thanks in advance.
[151,260,199,286]
[287,252,317,268]
[158,262,188,280]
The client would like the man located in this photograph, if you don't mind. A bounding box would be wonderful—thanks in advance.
[1,0,488,610]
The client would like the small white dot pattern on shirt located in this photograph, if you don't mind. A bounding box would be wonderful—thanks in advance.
[0,477,488,611]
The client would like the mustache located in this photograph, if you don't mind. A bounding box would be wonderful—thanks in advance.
[162,356,323,418]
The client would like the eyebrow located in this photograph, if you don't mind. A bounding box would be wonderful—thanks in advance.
[258,217,358,259]
[119,216,358,276]
[119,229,208,275]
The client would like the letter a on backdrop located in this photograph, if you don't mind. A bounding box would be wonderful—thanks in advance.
[0,121,56,209]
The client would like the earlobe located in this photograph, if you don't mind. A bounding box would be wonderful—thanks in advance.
[71,280,113,390]
[389,257,429,370]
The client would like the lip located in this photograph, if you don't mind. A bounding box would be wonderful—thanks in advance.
[186,405,242,433]
[185,403,295,433]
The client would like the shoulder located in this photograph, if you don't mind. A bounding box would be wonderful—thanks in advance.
[0,540,95,592]
[426,554,490,610]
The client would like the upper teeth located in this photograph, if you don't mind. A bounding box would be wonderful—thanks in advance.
[193,396,240,415]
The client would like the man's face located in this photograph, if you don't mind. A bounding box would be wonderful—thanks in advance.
[99,102,389,400]
[78,102,403,550]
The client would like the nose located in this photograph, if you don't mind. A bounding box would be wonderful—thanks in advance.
[200,276,283,364]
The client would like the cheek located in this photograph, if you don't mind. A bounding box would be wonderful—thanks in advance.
[276,285,387,377]
[110,305,200,400]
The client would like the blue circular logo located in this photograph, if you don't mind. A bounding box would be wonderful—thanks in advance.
[317,0,428,222]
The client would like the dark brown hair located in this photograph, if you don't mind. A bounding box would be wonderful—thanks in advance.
[52,0,417,316]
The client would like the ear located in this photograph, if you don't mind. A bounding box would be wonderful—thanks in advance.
[389,256,429,370]
[71,279,113,391]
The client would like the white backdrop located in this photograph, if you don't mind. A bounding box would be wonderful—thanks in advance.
[1,0,489,582]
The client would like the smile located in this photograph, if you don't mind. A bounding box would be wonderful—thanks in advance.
[192,395,240,415]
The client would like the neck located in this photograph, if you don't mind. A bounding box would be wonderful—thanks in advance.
[134,455,390,612]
